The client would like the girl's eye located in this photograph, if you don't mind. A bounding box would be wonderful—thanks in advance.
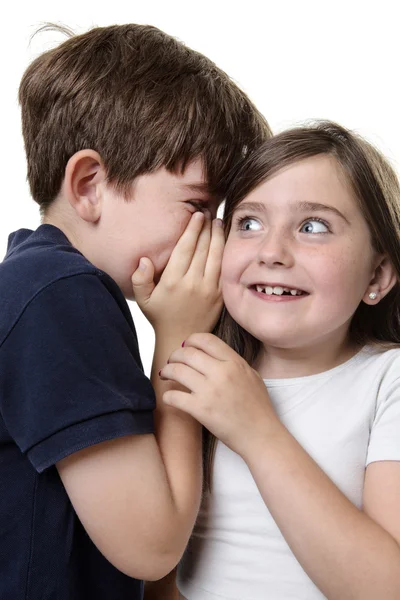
[300,219,329,234]
[237,216,262,232]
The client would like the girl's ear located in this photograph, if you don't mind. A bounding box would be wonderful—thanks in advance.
[63,150,107,223]
[363,255,398,305]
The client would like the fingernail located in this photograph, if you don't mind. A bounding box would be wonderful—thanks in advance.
[214,218,223,227]
[193,211,204,220]
[138,258,147,271]
[181,340,185,347]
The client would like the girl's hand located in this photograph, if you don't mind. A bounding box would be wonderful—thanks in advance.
[131,214,224,339]
[159,333,282,460]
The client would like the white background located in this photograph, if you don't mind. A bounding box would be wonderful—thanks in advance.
[1,0,399,374]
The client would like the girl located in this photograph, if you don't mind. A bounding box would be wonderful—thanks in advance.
[157,121,400,599]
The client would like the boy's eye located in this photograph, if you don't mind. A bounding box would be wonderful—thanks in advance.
[237,216,262,231]
[186,201,212,217]
[300,219,329,234]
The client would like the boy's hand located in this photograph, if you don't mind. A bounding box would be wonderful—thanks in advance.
[159,333,282,461]
[131,213,224,338]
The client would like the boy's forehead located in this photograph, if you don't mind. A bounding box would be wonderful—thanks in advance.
[131,158,222,210]
[184,159,225,197]
[179,181,212,198]
[175,161,223,205]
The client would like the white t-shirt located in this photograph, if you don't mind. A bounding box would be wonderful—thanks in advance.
[177,347,400,600]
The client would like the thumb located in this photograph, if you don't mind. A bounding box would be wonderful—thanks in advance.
[131,257,155,308]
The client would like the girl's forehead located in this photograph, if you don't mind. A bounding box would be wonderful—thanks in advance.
[235,155,356,211]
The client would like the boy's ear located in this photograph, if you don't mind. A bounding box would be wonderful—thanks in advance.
[64,150,107,223]
[363,254,398,305]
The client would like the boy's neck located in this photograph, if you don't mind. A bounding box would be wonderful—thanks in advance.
[42,196,86,255]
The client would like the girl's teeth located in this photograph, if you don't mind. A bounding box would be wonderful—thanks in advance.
[255,285,303,296]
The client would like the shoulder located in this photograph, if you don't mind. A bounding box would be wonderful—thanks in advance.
[2,272,138,358]
[0,276,154,469]
[345,347,400,414]
[0,226,133,347]
[348,346,400,385]
[360,346,400,391]
[365,348,400,468]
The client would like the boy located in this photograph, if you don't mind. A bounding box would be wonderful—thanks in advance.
[0,23,271,599]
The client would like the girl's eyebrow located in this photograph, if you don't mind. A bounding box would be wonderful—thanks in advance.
[233,201,266,214]
[234,200,349,224]
[297,201,350,224]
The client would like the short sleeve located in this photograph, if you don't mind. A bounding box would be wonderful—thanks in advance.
[366,353,400,465]
[0,274,155,472]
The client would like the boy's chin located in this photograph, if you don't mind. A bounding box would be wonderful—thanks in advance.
[150,262,165,286]
[118,279,135,300]
[153,272,162,285]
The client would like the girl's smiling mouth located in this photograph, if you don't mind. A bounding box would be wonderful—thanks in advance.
[248,283,309,301]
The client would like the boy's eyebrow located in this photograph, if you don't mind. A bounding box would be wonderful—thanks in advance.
[180,182,217,200]
[234,200,349,223]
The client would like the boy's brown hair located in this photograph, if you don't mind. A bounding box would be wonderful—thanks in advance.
[19,24,271,210]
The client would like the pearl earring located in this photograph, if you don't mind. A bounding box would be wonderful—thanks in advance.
[369,292,378,300]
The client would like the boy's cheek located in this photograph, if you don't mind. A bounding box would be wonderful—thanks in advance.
[136,211,193,284]
[150,246,175,284]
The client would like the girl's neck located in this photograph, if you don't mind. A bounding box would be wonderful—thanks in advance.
[254,335,362,380]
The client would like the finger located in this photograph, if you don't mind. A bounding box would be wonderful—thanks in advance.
[183,332,241,362]
[131,258,155,308]
[163,389,198,418]
[204,219,225,284]
[167,345,218,377]
[186,217,211,277]
[159,362,205,392]
[161,212,205,279]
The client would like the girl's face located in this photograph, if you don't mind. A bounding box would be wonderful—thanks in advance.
[222,155,382,354]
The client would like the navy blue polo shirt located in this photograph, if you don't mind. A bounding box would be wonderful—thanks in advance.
[0,224,156,599]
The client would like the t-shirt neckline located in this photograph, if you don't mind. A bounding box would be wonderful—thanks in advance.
[262,346,371,387]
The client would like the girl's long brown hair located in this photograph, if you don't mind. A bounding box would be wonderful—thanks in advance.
[204,121,400,490]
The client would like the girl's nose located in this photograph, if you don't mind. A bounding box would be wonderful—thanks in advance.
[256,231,294,268]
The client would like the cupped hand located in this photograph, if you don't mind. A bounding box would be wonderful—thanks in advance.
[131,213,224,339]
